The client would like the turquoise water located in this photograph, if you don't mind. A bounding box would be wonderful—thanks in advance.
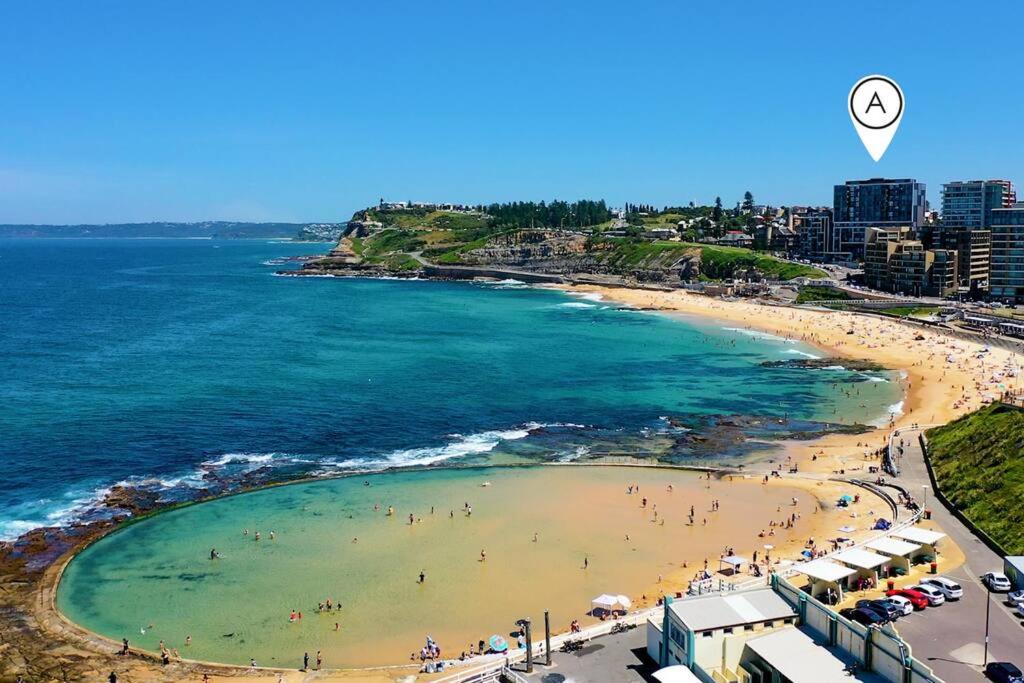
[0,239,899,539]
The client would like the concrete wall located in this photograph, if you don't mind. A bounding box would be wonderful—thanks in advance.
[421,265,564,283]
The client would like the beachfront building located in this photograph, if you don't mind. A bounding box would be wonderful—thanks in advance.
[833,178,927,260]
[863,228,959,297]
[941,180,1016,230]
[647,577,939,683]
[930,180,1010,295]
[989,202,1024,302]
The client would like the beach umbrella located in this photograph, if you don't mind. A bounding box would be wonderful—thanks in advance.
[615,595,632,609]
[763,544,774,550]
[488,635,508,652]
[839,495,854,503]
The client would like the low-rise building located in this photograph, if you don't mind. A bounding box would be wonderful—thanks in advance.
[647,577,940,683]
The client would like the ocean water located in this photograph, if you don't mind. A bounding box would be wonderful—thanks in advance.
[0,239,900,540]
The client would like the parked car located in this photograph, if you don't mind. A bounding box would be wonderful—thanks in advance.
[921,576,963,600]
[839,607,886,627]
[985,661,1024,683]
[1008,589,1024,606]
[885,588,929,610]
[909,584,946,606]
[884,595,914,616]
[856,599,899,621]
[983,572,1013,593]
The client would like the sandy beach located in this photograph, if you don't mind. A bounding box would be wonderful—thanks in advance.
[556,284,1022,479]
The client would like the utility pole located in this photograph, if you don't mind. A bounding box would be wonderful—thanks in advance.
[984,592,992,666]
[524,618,534,673]
[544,610,552,666]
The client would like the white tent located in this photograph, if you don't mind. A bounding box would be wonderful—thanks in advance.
[719,555,748,574]
[591,594,630,612]
[653,665,702,683]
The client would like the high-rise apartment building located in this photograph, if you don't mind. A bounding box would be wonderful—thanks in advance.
[989,202,1024,302]
[941,180,1015,229]
[833,178,927,259]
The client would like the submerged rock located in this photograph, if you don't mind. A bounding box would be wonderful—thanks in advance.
[760,358,887,372]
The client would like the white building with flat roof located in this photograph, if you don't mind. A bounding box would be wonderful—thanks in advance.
[647,577,942,683]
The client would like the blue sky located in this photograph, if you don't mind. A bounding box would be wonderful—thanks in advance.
[1,1,1022,223]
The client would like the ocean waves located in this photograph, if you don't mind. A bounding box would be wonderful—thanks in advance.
[0,423,586,541]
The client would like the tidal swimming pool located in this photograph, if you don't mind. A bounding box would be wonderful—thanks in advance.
[57,465,818,668]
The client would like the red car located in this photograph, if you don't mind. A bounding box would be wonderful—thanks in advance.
[885,588,929,610]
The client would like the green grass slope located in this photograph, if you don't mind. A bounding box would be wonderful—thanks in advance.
[925,403,1024,553]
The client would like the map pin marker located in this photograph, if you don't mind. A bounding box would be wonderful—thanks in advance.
[849,75,904,161]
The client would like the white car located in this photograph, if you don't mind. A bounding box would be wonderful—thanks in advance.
[884,595,914,616]
[909,584,946,606]
[983,572,1013,593]
[1008,589,1024,605]
[1018,602,1024,620]
[921,577,964,600]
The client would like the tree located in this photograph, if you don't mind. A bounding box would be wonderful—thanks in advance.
[742,191,755,214]
[712,197,723,223]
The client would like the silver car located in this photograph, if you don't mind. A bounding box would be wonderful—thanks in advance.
[921,577,963,600]
[910,584,946,606]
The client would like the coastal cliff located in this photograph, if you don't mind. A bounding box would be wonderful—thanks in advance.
[287,204,822,285]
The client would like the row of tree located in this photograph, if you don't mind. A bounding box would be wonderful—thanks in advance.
[482,199,612,230]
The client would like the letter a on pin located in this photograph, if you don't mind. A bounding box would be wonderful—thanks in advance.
[849,75,904,161]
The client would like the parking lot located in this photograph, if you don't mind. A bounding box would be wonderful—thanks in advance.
[873,428,1024,682]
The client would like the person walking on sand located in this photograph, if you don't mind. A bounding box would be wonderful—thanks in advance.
[303,651,309,671]
[316,650,322,670]
[480,549,486,561]
[109,673,117,683]
[419,570,426,583]
[584,556,589,569]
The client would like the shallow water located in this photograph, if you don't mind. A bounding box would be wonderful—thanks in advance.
[57,465,817,667]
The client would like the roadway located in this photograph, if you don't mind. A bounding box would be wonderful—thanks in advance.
[887,428,1024,682]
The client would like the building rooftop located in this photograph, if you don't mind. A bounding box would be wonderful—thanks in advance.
[892,527,947,545]
[799,559,858,583]
[865,537,920,557]
[745,627,885,682]
[668,588,796,632]
[833,548,891,570]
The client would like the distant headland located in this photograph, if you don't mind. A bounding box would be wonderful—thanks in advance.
[0,221,346,241]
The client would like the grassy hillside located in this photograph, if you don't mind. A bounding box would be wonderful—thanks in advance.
[925,403,1024,553]
[693,242,825,280]
[589,239,823,279]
